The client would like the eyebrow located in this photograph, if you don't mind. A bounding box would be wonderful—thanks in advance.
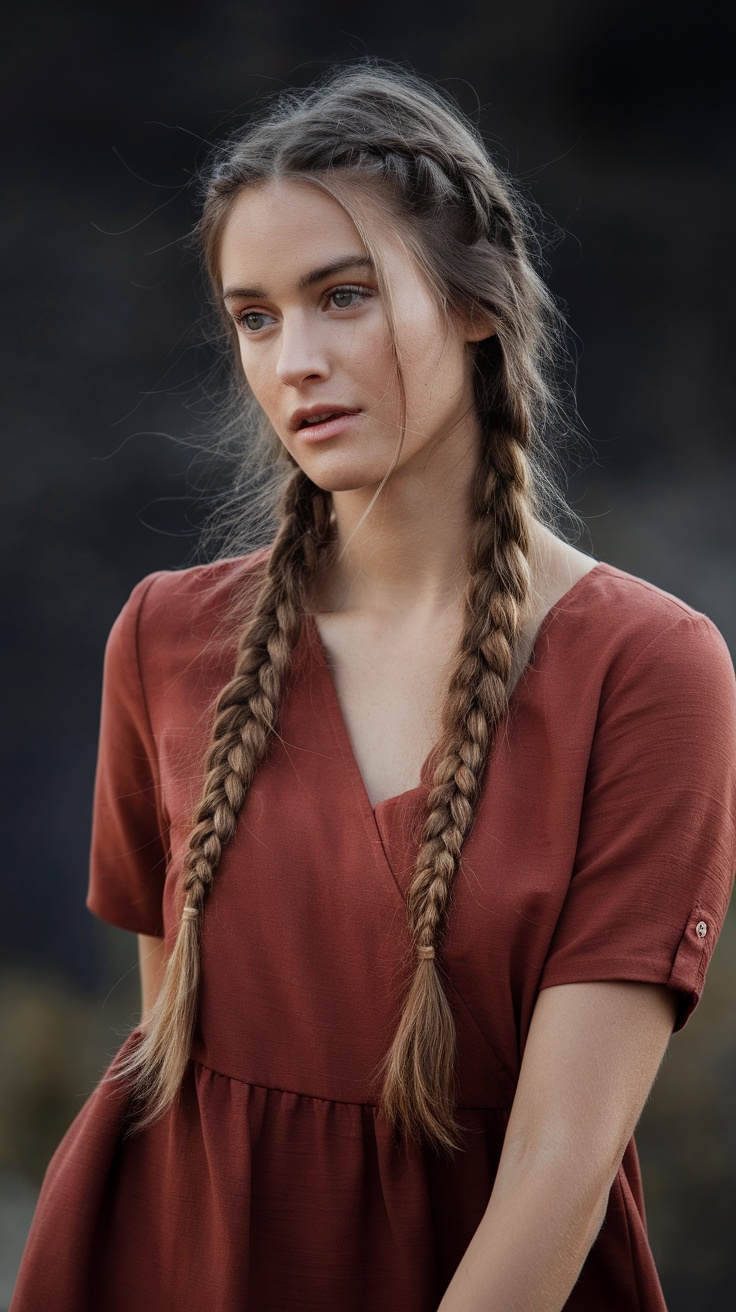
[222,254,374,302]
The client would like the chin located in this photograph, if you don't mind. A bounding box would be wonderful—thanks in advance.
[298,456,392,495]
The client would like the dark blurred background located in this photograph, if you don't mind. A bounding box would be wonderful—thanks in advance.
[2,1,735,1307]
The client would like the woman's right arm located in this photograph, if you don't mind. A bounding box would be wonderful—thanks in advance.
[138,934,166,1021]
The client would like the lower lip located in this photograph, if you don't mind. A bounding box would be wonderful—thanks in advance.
[296,412,362,443]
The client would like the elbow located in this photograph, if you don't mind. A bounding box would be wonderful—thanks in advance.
[498,1126,620,1236]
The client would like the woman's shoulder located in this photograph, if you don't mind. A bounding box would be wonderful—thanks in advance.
[101,550,271,696]
[530,527,727,665]
[564,559,721,635]
[119,548,271,637]
[549,559,734,698]
[564,558,707,627]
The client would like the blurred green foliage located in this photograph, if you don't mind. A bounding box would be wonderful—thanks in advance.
[0,926,139,1185]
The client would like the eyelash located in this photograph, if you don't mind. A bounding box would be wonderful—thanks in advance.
[234,284,373,334]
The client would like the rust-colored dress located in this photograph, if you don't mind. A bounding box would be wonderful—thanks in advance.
[12,553,736,1311]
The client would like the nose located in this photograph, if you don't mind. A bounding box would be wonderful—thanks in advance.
[275,313,330,387]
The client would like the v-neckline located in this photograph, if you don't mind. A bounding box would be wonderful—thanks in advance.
[304,561,604,817]
[304,613,431,819]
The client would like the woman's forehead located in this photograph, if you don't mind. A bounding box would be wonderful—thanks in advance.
[218,179,369,292]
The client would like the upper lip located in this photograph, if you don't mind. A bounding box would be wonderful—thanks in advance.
[289,404,360,431]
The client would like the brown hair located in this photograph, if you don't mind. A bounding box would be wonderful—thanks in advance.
[116,61,575,1156]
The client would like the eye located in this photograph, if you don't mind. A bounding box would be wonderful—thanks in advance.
[326,285,371,311]
[235,309,275,333]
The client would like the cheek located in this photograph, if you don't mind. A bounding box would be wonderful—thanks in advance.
[237,346,273,410]
[401,348,453,414]
[338,316,394,392]
[404,335,465,415]
[389,290,463,412]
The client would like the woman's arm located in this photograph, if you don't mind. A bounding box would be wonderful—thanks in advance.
[137,933,166,1021]
[437,979,679,1312]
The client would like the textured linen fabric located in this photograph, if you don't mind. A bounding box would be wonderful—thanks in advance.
[12,554,736,1312]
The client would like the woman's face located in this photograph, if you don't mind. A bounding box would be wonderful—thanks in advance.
[218,178,489,495]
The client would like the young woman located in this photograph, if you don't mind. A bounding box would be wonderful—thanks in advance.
[12,64,736,1312]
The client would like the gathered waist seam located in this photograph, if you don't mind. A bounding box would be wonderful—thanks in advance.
[189,1056,510,1113]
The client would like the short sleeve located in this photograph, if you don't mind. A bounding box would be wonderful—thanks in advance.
[86,573,170,936]
[539,612,736,1030]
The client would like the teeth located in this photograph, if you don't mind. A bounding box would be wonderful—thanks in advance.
[303,412,341,427]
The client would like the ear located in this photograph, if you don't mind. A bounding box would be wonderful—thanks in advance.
[461,305,497,344]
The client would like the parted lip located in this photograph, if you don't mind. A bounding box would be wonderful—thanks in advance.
[289,405,361,432]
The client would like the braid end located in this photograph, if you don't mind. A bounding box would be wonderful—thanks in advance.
[372,957,464,1158]
[108,911,202,1135]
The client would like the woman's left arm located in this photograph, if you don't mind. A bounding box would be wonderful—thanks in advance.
[438,979,679,1312]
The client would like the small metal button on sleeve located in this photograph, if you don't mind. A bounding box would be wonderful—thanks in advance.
[695,920,708,939]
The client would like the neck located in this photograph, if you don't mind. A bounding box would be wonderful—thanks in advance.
[314,427,481,618]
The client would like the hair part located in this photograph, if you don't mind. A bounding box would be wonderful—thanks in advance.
[115,60,581,1155]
